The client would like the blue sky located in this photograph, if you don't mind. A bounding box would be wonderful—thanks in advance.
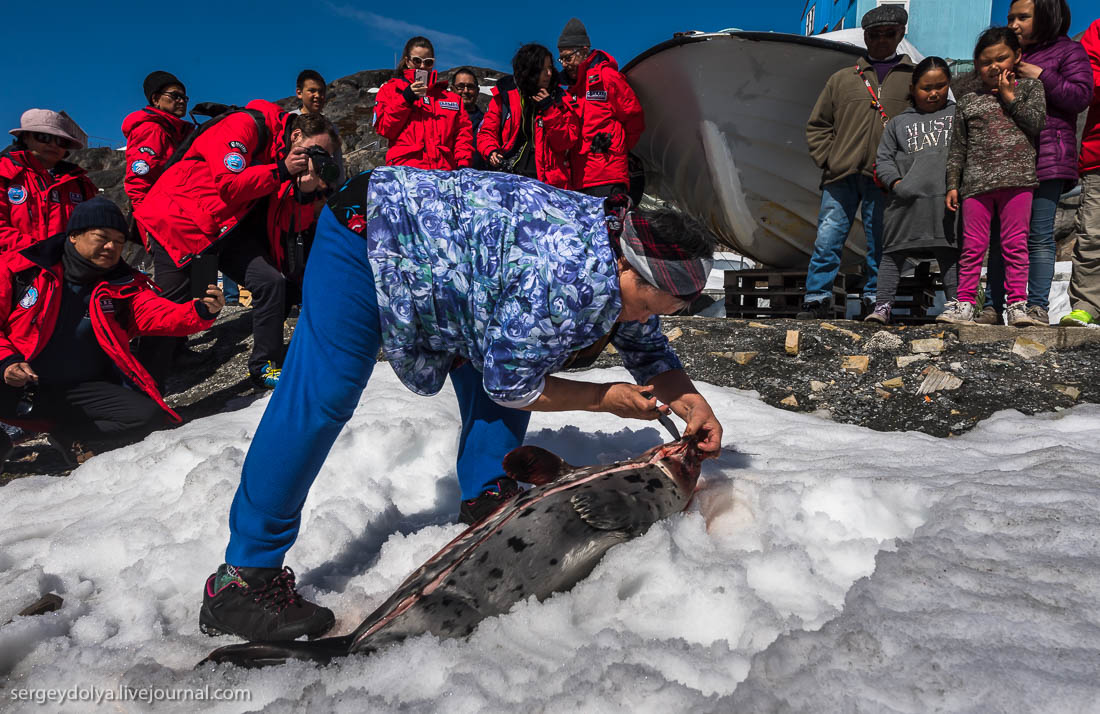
[2,1,803,147]
[2,1,1095,148]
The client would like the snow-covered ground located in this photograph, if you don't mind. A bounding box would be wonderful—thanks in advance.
[2,366,1099,712]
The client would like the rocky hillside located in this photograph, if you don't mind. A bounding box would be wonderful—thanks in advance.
[68,66,504,214]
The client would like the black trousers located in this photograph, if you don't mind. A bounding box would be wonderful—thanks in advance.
[0,381,165,442]
[876,248,959,305]
[144,230,288,379]
[580,182,629,199]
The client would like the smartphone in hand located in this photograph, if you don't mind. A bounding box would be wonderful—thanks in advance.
[414,69,429,85]
[189,254,220,300]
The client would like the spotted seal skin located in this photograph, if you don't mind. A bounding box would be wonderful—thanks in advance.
[200,437,706,668]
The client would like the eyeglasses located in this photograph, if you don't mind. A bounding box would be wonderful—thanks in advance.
[408,56,435,68]
[30,132,79,150]
[453,82,477,91]
[159,91,189,103]
[558,49,584,63]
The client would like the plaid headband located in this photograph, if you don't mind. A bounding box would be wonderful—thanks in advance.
[618,212,713,302]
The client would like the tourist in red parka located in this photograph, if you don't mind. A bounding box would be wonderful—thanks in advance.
[1,110,96,254]
[374,36,474,170]
[121,71,194,213]
[478,43,579,189]
[135,101,338,388]
[556,18,645,196]
[0,198,222,467]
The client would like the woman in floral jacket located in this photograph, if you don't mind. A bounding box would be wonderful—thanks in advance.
[197,167,724,644]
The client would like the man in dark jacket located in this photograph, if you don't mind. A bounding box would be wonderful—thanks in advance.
[452,68,486,169]
[799,4,915,319]
[557,18,645,195]
[0,198,223,468]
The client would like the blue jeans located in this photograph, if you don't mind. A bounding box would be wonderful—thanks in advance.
[225,206,530,568]
[804,174,884,303]
[986,179,1061,310]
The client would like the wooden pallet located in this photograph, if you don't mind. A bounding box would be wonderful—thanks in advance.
[724,269,846,319]
[888,261,940,324]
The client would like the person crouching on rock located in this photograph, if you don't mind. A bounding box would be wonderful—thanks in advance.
[867,57,960,325]
[0,197,223,470]
[134,104,339,390]
[197,167,724,643]
[374,36,474,170]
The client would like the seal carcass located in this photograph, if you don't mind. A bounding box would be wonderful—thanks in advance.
[201,437,706,668]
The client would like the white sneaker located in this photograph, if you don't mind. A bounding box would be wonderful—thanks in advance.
[1005,301,1036,327]
[936,300,975,324]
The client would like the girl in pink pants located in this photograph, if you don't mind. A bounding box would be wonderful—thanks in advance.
[944,27,1047,326]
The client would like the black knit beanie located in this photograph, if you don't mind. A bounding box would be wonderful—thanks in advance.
[143,71,185,104]
[67,197,129,236]
[558,18,591,50]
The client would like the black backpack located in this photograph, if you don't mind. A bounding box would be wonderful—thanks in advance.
[158,103,271,176]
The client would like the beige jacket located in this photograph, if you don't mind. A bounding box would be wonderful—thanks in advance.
[806,55,916,186]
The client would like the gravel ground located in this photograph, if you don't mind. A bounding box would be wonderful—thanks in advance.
[4,308,1098,482]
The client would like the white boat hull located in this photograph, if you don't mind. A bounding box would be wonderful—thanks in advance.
[625,32,876,269]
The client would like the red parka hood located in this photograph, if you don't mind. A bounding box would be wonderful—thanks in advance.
[121,106,192,138]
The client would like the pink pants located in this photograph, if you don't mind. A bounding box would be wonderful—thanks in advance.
[957,187,1033,304]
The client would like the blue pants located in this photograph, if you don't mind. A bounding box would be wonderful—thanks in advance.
[225,207,530,568]
[804,174,884,303]
[986,179,1063,311]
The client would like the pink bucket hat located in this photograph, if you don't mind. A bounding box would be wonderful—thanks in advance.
[9,109,87,149]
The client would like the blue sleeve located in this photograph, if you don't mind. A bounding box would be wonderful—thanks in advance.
[613,316,683,384]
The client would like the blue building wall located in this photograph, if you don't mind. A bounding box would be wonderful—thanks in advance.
[802,0,998,60]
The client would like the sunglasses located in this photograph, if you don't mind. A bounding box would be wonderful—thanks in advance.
[408,56,435,68]
[30,132,79,150]
[453,82,477,91]
[159,90,188,103]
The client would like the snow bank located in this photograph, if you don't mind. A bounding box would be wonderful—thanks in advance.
[1,366,1098,712]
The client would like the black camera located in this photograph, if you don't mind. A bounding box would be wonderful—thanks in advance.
[304,146,340,186]
[15,385,37,418]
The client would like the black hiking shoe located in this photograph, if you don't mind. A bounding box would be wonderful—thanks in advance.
[199,564,335,641]
[795,299,830,320]
[459,477,523,525]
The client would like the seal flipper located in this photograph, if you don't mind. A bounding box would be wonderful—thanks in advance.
[503,446,575,486]
[197,634,354,669]
[571,491,657,533]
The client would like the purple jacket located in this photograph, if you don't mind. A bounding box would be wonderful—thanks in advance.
[1022,35,1093,182]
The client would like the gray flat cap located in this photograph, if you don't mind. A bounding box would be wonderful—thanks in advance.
[861,4,908,29]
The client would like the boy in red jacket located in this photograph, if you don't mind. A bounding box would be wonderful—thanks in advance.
[0,198,223,468]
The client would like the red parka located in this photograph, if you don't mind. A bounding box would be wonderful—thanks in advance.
[0,147,97,254]
[134,99,314,269]
[477,76,580,188]
[565,50,645,189]
[1080,19,1100,173]
[0,234,215,423]
[121,106,193,211]
[374,70,474,170]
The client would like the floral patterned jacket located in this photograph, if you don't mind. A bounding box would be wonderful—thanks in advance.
[329,166,681,406]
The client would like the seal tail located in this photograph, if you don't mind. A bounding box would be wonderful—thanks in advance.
[197,634,354,669]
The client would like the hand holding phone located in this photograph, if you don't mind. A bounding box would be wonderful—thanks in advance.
[414,69,429,85]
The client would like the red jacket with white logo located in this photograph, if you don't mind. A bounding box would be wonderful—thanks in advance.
[134,99,314,269]
[1080,19,1100,173]
[374,70,474,170]
[566,50,645,189]
[477,76,580,188]
[121,106,193,211]
[0,234,215,423]
[0,147,97,254]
